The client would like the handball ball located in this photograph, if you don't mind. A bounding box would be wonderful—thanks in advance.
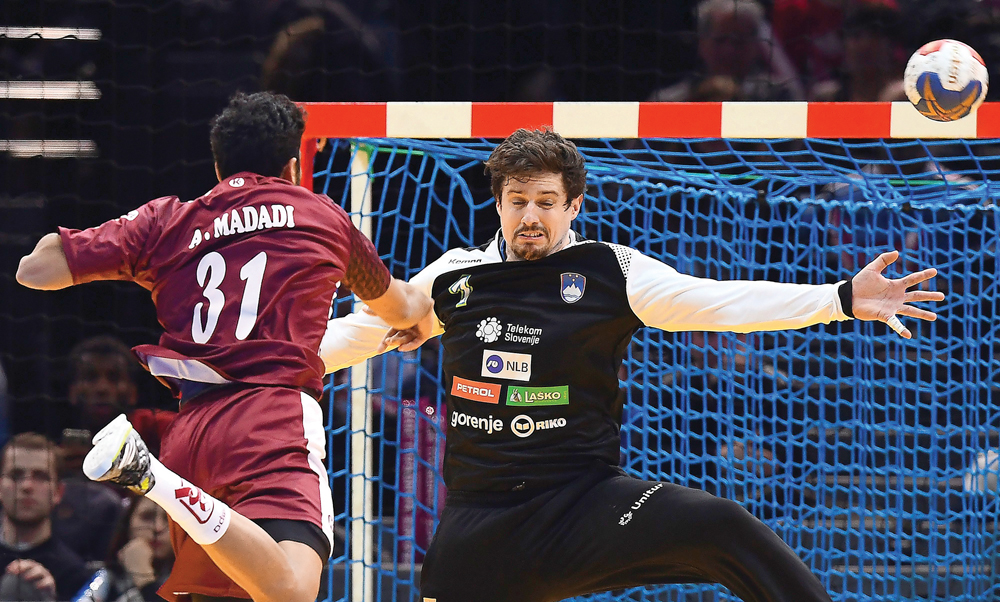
[963,449,1000,493]
[904,39,988,122]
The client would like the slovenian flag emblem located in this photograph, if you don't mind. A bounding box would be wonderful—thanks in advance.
[560,272,586,304]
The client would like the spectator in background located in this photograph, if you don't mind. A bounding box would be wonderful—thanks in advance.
[0,433,93,601]
[104,496,173,602]
[649,0,804,102]
[771,0,847,88]
[0,362,8,451]
[54,335,175,565]
[63,336,175,474]
[810,2,907,102]
[260,1,395,101]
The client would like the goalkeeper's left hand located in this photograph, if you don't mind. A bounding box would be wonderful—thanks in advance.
[850,250,945,339]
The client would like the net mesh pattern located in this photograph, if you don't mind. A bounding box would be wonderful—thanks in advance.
[318,136,1000,602]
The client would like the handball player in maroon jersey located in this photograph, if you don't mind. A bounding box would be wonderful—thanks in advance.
[17,91,435,602]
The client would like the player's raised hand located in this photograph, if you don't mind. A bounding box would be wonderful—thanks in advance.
[850,251,945,339]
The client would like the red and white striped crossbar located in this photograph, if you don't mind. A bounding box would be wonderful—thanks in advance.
[297,101,1000,189]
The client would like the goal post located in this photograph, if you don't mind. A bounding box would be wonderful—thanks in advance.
[304,101,1000,602]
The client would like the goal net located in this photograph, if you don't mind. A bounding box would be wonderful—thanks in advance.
[305,102,1000,602]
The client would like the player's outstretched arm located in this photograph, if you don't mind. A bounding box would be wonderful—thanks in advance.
[849,250,945,339]
[16,233,74,290]
[364,278,434,333]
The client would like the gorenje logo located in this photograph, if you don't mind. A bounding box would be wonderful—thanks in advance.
[450,411,504,435]
[510,414,567,438]
[506,385,569,406]
[481,350,531,381]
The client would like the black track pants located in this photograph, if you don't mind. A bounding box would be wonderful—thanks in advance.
[421,465,834,602]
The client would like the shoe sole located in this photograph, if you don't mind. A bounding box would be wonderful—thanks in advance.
[83,420,132,480]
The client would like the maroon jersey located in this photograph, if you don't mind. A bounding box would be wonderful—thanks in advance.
[59,172,391,396]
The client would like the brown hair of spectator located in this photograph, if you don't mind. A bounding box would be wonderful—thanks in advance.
[484,128,587,207]
[1,432,63,478]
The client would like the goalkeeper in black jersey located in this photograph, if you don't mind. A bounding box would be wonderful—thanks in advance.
[320,129,944,602]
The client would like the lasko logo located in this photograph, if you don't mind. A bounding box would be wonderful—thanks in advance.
[510,414,567,438]
[450,410,504,435]
[175,481,215,524]
[451,376,502,404]
[481,350,531,382]
[506,385,569,407]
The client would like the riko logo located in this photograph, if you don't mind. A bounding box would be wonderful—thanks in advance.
[506,385,569,406]
[175,482,215,524]
[510,414,567,438]
[229,177,245,187]
[476,317,502,343]
[481,350,531,381]
[451,376,502,404]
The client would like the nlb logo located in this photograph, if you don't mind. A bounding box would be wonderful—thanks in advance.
[510,414,567,438]
[481,350,531,382]
[451,376,502,404]
[175,482,215,524]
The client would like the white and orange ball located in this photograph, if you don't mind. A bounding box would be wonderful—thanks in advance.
[904,39,988,122]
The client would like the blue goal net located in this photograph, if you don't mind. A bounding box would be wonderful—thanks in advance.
[313,136,1000,602]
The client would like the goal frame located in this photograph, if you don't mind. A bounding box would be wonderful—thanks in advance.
[299,101,999,602]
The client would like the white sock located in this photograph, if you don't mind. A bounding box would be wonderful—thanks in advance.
[144,456,231,545]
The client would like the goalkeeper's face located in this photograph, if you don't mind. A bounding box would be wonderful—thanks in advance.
[497,172,581,261]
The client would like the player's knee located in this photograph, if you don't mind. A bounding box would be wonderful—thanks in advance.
[268,578,319,602]
[702,496,760,541]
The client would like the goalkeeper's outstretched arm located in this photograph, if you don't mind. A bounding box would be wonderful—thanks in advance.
[16,233,74,290]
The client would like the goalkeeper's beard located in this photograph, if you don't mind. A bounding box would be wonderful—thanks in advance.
[510,225,556,261]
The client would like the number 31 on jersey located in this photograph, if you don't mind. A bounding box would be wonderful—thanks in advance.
[192,251,268,343]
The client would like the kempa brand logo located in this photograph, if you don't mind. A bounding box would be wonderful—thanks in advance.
[175,482,215,524]
[476,317,502,343]
[451,376,502,404]
[510,414,567,438]
[481,350,531,382]
[507,385,569,406]
[450,410,504,435]
[618,483,664,526]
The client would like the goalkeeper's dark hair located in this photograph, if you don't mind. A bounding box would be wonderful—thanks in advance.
[485,128,587,207]
[210,91,306,179]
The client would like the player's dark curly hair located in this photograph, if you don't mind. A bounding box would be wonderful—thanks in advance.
[210,91,306,179]
[484,128,587,206]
